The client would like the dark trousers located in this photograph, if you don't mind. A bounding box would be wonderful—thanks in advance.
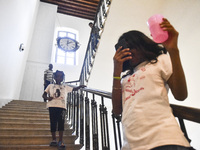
[44,80,51,90]
[152,145,191,150]
[49,107,66,132]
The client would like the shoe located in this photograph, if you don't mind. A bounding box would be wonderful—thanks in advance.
[49,140,57,146]
[58,141,66,149]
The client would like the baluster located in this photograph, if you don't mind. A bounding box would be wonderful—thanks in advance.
[99,8,104,29]
[105,106,110,149]
[84,63,88,82]
[85,92,90,149]
[91,94,99,150]
[99,96,110,150]
[102,1,107,18]
[116,115,122,148]
[88,38,92,53]
[66,93,71,121]
[100,103,104,150]
[106,0,111,5]
[112,114,118,150]
[96,14,100,33]
[85,56,88,75]
[72,91,76,131]
[76,91,80,137]
[178,118,191,143]
[111,114,122,149]
[69,92,74,127]
[88,47,92,66]
[93,25,100,52]
[86,56,90,75]
[80,91,84,144]
[80,71,84,85]
[89,37,95,55]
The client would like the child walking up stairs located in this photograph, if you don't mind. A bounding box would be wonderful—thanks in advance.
[0,100,82,150]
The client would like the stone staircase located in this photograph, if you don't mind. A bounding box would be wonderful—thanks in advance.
[0,100,83,150]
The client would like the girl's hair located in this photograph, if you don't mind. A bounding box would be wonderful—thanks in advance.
[53,70,65,83]
[118,30,167,75]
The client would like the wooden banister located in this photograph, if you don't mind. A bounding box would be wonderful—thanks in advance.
[170,104,200,123]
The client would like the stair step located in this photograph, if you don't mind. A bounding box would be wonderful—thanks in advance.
[4,101,45,104]
[0,109,49,115]
[0,113,49,119]
[8,100,46,105]
[0,111,49,116]
[0,117,50,123]
[3,103,46,107]
[10,100,44,103]
[0,135,77,145]
[0,122,70,129]
[0,144,83,150]
[0,107,48,112]
[3,104,47,109]
[3,102,45,105]
[0,128,74,135]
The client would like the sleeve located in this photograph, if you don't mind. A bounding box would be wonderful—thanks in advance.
[44,69,47,75]
[158,54,173,82]
[44,84,51,93]
[65,85,73,93]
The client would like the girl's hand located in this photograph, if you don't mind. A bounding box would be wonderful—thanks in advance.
[73,85,86,91]
[160,18,179,53]
[48,97,53,101]
[80,85,86,88]
[113,46,132,75]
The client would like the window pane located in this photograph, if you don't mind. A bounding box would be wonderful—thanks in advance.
[57,56,65,64]
[59,32,67,37]
[66,58,74,65]
[67,33,75,39]
[57,49,65,56]
[66,52,74,57]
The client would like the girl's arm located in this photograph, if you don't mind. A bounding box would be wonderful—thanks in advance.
[161,18,188,100]
[73,85,86,91]
[112,47,132,115]
[42,92,53,101]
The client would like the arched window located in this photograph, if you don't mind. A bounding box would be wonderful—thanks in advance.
[54,28,78,65]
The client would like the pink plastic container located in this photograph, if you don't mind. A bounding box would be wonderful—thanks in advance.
[147,14,168,43]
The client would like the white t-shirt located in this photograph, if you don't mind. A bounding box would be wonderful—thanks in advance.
[121,54,190,150]
[45,84,73,109]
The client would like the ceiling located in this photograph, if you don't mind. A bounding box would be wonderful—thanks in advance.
[40,0,100,20]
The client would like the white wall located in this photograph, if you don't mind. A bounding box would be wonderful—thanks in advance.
[0,0,39,107]
[19,2,92,101]
[19,2,57,101]
[88,0,200,149]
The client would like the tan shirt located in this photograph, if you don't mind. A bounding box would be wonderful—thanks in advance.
[45,84,73,109]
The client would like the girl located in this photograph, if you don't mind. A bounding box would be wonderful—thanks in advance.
[42,70,85,149]
[112,18,191,150]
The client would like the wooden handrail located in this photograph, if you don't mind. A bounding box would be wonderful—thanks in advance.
[69,85,200,124]
[170,104,200,123]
